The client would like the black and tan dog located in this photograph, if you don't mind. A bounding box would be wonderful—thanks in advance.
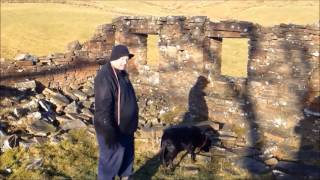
[160,126,212,169]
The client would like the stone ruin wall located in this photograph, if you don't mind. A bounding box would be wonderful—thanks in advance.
[1,16,319,166]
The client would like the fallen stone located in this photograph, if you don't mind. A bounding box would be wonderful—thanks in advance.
[181,165,199,176]
[81,87,94,97]
[73,89,88,101]
[27,119,56,136]
[62,87,79,101]
[89,97,94,103]
[56,115,71,124]
[195,153,212,163]
[231,147,261,157]
[33,136,49,145]
[50,93,70,106]
[49,97,67,109]
[81,100,93,109]
[77,113,92,122]
[22,99,39,112]
[235,157,270,174]
[264,158,278,166]
[42,88,57,97]
[0,97,13,107]
[263,132,286,144]
[15,60,34,66]
[219,130,238,137]
[81,108,93,118]
[14,80,37,91]
[66,113,83,121]
[59,117,87,130]
[26,112,42,121]
[35,94,45,100]
[64,101,79,114]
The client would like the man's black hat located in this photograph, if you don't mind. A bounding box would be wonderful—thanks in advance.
[110,44,134,61]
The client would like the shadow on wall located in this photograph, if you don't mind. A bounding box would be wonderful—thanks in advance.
[133,75,214,179]
[183,75,209,123]
[290,30,320,178]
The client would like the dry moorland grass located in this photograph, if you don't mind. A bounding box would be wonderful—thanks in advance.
[1,0,319,76]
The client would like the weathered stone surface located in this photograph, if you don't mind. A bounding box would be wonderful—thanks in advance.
[49,94,70,107]
[81,87,94,97]
[264,158,278,166]
[72,89,88,101]
[65,113,82,121]
[59,117,87,130]
[14,80,37,91]
[21,99,39,112]
[81,100,93,109]
[64,101,79,114]
[62,87,79,101]
[235,157,270,174]
[81,108,93,118]
[27,119,56,136]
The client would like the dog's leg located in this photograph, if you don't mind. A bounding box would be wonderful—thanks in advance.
[160,146,168,167]
[187,146,196,162]
[168,150,178,171]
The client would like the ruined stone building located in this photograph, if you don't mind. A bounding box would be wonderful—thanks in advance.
[1,16,319,175]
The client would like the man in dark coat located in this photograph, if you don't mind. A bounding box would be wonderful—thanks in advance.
[94,44,139,180]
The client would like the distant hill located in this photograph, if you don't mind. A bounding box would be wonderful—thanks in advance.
[1,0,319,59]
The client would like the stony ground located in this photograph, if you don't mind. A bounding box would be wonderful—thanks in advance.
[2,79,318,179]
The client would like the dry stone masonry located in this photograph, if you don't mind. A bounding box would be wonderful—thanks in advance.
[0,16,319,178]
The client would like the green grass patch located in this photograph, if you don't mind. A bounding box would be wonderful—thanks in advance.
[0,128,98,179]
[1,1,318,59]
[221,38,249,77]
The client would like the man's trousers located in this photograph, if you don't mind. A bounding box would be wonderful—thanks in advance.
[96,133,134,180]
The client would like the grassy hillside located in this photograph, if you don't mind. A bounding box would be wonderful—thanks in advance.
[1,0,319,76]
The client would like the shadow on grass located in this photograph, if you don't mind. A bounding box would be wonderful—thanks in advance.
[133,153,161,180]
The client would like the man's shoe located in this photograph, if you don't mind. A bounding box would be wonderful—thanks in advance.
[120,176,133,180]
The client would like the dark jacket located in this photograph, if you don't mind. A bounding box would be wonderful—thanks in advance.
[94,62,139,144]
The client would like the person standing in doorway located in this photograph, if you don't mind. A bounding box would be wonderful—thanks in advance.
[94,44,139,180]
